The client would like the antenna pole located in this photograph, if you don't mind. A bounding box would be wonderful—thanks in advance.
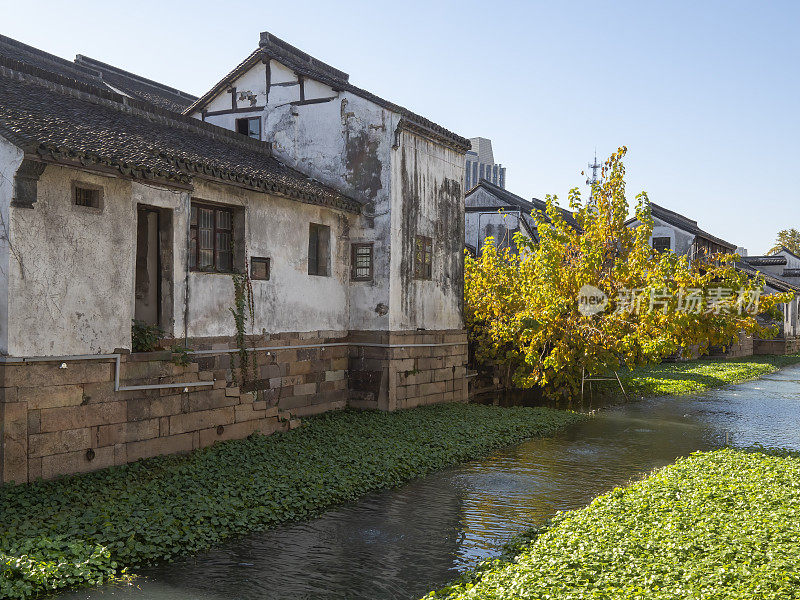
[586,150,600,201]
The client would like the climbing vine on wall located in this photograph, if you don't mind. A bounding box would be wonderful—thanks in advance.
[230,260,256,387]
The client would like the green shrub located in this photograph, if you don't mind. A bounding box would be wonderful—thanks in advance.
[0,404,582,599]
[424,448,800,600]
[130,320,163,353]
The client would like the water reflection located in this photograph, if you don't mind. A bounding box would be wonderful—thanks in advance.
[57,365,800,600]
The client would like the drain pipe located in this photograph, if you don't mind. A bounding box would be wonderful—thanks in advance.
[183,192,192,346]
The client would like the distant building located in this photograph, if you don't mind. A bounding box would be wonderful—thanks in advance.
[625,202,737,260]
[464,180,579,255]
[627,203,799,346]
[465,137,505,191]
[740,248,800,339]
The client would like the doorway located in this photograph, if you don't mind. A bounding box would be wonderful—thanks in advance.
[135,205,173,330]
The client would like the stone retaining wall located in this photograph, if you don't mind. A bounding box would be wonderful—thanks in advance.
[348,330,468,411]
[753,337,800,355]
[0,329,468,483]
[709,332,754,359]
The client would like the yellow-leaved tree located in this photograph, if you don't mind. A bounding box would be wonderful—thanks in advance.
[465,147,789,400]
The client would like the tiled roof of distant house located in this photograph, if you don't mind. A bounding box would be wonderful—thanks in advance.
[0,33,197,113]
[185,31,471,153]
[647,202,738,250]
[466,179,582,232]
[774,246,800,262]
[742,255,788,267]
[736,262,800,293]
[0,55,359,212]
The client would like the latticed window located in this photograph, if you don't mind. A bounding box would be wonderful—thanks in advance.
[414,235,432,280]
[73,184,101,208]
[190,202,234,271]
[351,243,373,281]
[652,236,671,253]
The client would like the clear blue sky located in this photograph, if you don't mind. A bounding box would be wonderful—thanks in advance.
[3,0,797,254]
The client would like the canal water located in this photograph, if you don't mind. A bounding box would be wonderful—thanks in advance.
[57,364,800,600]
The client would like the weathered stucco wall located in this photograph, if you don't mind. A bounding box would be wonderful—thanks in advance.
[197,60,398,334]
[185,180,354,338]
[2,160,364,356]
[778,250,800,270]
[390,131,464,331]
[262,91,396,332]
[627,217,695,257]
[0,135,23,354]
[8,165,135,355]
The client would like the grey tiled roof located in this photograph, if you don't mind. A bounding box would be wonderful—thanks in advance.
[742,255,788,266]
[0,33,100,85]
[0,33,197,114]
[648,202,737,250]
[0,57,359,212]
[74,55,197,113]
[736,262,800,293]
[783,269,800,278]
[466,179,582,231]
[185,31,470,152]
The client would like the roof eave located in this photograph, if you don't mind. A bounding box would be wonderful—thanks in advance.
[183,49,263,116]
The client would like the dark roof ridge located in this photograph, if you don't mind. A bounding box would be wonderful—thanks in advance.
[184,43,470,152]
[648,201,736,250]
[736,262,800,293]
[0,33,100,81]
[0,55,272,155]
[467,179,581,230]
[466,178,536,210]
[74,54,197,101]
[184,48,262,115]
[775,245,800,261]
[0,55,359,212]
[649,201,699,227]
[259,31,349,83]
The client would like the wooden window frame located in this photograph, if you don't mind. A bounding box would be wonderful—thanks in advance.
[250,257,270,281]
[190,201,235,273]
[652,236,671,253]
[308,223,331,277]
[414,235,433,280]
[235,116,261,140]
[351,243,374,281]
[71,181,103,210]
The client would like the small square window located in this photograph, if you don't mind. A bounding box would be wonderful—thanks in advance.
[73,183,101,209]
[250,257,270,281]
[236,117,261,140]
[351,243,373,281]
[414,235,433,280]
[308,223,331,276]
[653,237,671,253]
